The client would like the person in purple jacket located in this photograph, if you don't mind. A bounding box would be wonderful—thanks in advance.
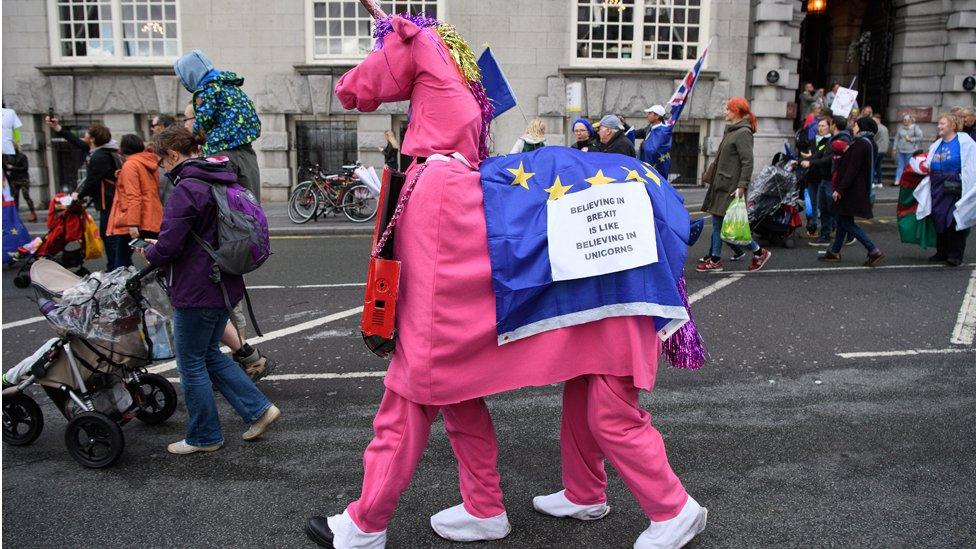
[138,126,280,455]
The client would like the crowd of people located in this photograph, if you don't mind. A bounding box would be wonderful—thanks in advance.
[794,80,975,267]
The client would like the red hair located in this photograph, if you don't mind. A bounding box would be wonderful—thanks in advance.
[726,96,758,132]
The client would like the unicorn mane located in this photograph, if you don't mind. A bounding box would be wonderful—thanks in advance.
[373,14,494,160]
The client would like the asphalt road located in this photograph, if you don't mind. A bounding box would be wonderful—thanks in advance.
[2,202,975,548]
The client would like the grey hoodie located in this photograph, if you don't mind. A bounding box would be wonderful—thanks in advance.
[174,50,215,93]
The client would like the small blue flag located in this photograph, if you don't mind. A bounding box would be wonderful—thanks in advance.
[2,183,31,264]
[477,47,517,119]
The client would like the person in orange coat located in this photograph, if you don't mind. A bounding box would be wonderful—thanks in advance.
[107,134,163,268]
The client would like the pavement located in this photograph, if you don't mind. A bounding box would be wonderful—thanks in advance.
[3,200,974,548]
[15,184,904,238]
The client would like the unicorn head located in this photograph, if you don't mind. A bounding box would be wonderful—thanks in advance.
[334,2,493,164]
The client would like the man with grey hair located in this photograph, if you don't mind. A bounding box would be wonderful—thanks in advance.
[594,115,636,157]
[953,106,976,141]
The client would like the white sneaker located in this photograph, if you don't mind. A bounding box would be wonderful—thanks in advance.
[242,405,280,441]
[532,489,611,521]
[430,503,511,542]
[634,495,707,549]
[327,509,386,549]
[167,439,222,455]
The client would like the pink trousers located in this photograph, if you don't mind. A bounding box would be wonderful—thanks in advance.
[347,389,505,533]
[560,374,688,521]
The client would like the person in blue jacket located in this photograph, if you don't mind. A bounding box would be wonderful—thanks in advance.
[638,105,673,180]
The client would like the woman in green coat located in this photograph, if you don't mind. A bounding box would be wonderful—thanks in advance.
[697,97,772,272]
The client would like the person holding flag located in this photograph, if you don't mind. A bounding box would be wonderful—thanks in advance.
[638,105,673,180]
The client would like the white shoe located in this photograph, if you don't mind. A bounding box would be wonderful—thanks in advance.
[327,509,386,549]
[634,495,707,549]
[430,503,511,542]
[167,439,222,455]
[242,405,280,441]
[532,489,610,521]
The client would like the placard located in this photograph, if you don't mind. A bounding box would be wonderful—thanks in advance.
[566,82,583,113]
[547,183,657,281]
[830,87,859,119]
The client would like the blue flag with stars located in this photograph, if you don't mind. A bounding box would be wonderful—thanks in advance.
[481,147,692,344]
[2,182,31,264]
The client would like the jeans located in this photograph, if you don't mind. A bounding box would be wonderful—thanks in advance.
[874,154,885,186]
[816,180,835,241]
[97,211,120,270]
[114,235,133,269]
[830,215,877,254]
[173,307,272,446]
[894,152,912,186]
[710,214,759,258]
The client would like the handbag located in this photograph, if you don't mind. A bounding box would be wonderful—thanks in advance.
[360,165,425,357]
[942,174,963,197]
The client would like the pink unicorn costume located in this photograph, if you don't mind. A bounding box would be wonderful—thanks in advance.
[305,9,704,549]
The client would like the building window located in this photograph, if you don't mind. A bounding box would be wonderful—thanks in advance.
[307,1,441,61]
[295,119,359,176]
[51,0,180,62]
[574,0,708,67]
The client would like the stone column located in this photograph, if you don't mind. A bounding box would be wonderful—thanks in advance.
[888,1,951,136]
[942,1,976,110]
[747,0,802,176]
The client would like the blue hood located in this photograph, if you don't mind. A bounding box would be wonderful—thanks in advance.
[174,50,218,92]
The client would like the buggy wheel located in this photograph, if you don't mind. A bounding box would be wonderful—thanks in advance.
[288,181,318,224]
[64,412,124,468]
[341,184,378,223]
[13,273,30,288]
[132,373,178,425]
[2,393,44,446]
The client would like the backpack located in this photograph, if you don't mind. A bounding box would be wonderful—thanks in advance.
[191,183,272,335]
[193,183,271,275]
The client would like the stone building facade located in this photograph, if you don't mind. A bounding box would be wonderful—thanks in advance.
[2,0,973,205]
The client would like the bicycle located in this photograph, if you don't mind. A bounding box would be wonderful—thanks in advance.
[287,162,379,224]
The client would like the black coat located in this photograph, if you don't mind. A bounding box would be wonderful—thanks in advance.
[57,128,120,211]
[596,130,635,157]
[834,136,874,219]
[571,137,598,151]
[803,136,831,184]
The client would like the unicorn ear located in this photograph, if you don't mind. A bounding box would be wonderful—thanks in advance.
[392,16,421,41]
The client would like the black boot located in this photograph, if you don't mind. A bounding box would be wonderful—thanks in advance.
[304,517,335,548]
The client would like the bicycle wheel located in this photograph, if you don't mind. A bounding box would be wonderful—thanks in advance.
[288,181,319,224]
[341,184,379,223]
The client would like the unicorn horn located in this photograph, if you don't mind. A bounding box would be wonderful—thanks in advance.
[359,0,387,19]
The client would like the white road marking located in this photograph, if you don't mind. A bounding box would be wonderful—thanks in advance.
[147,306,364,374]
[688,273,744,304]
[837,348,976,359]
[740,262,975,275]
[950,267,976,346]
[248,282,365,290]
[1,316,46,330]
[166,371,387,383]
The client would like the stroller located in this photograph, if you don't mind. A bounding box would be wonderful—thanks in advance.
[747,153,804,248]
[11,193,97,288]
[2,259,178,468]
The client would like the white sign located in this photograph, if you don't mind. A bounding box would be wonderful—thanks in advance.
[566,82,583,113]
[547,183,657,281]
[830,86,859,119]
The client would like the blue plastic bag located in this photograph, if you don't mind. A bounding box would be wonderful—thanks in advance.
[804,187,814,218]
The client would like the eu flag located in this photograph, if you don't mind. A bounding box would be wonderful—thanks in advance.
[481,147,692,344]
[2,183,31,264]
[477,47,517,119]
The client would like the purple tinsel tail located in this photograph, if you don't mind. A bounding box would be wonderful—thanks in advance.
[663,276,708,369]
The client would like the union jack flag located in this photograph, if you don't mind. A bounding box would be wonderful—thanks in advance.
[666,42,711,126]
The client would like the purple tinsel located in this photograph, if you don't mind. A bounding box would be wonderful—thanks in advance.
[663,276,708,370]
[372,13,494,161]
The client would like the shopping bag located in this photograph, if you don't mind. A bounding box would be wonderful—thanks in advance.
[720,197,753,245]
[83,213,104,260]
[803,187,814,218]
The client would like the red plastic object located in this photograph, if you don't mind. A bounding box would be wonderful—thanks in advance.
[361,256,401,339]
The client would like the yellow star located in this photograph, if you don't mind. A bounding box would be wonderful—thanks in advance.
[585,169,615,186]
[641,162,661,186]
[544,176,573,201]
[507,161,534,189]
[621,166,646,184]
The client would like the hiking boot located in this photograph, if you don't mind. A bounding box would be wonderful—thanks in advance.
[749,248,772,272]
[729,250,746,262]
[243,405,281,441]
[237,350,276,381]
[864,250,885,267]
[928,253,948,262]
[532,490,610,521]
[695,257,724,272]
[800,229,818,239]
[167,440,223,455]
[819,251,841,262]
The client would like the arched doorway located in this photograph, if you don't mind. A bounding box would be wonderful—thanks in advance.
[798,0,895,114]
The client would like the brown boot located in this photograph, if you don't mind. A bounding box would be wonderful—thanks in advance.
[236,349,277,381]
[27,211,37,223]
